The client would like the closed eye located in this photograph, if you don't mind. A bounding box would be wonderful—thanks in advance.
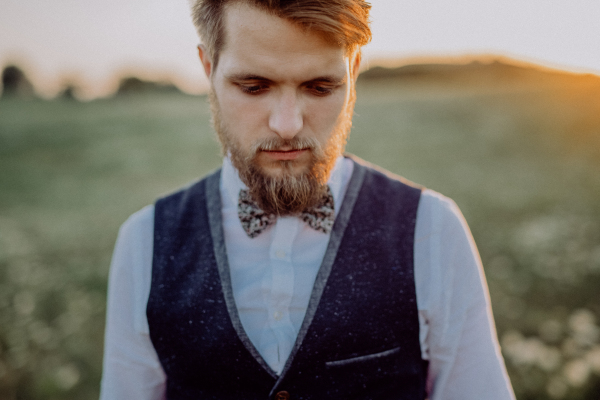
[226,73,273,95]
[305,84,335,96]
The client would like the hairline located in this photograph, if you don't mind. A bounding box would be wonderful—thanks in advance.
[208,0,362,74]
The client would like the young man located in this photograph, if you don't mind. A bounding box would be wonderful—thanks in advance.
[101,1,515,399]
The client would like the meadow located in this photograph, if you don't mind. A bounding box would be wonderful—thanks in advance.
[1,60,599,399]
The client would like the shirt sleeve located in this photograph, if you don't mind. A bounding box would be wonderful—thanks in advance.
[100,205,166,400]
[414,190,515,400]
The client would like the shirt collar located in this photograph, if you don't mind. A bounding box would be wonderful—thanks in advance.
[221,155,349,216]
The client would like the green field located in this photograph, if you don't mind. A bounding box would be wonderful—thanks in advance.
[1,61,600,399]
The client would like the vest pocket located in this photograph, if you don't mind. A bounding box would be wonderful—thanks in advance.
[325,346,401,368]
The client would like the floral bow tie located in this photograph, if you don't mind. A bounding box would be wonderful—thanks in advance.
[238,187,335,238]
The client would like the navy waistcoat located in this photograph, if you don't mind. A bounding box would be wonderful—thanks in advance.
[148,157,427,400]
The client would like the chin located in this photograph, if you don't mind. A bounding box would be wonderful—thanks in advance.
[259,159,311,178]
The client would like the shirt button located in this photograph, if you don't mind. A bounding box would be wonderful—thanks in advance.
[275,391,290,400]
[275,250,286,259]
[273,311,282,321]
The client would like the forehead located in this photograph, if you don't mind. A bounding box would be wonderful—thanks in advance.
[218,2,349,81]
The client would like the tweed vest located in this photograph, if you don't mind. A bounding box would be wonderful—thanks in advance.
[147,157,427,400]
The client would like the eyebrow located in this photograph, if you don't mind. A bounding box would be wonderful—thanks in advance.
[226,73,346,85]
[226,73,273,82]
[305,75,347,86]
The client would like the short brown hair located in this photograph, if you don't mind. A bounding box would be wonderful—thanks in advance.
[191,0,372,70]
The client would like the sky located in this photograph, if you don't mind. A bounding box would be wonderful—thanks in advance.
[2,0,600,98]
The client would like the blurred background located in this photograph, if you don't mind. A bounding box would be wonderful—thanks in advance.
[1,1,600,399]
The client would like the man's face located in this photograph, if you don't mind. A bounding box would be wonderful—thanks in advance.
[200,3,359,214]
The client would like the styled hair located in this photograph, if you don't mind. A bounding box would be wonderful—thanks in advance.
[191,0,372,70]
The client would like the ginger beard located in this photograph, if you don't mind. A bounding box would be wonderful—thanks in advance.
[209,89,355,216]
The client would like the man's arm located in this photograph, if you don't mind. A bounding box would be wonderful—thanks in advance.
[415,191,515,399]
[100,206,166,400]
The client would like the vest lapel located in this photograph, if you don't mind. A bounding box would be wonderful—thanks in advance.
[270,160,367,393]
[205,170,279,379]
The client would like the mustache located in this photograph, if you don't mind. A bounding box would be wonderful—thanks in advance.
[252,137,320,153]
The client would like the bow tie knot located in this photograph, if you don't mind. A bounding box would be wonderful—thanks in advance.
[238,187,335,238]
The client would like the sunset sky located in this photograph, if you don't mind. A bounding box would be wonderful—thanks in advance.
[2,0,600,98]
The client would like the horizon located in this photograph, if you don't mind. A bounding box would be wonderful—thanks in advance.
[3,54,598,101]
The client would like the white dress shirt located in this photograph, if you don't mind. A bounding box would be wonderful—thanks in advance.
[100,156,515,400]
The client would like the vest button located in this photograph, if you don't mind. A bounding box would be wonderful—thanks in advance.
[275,390,290,400]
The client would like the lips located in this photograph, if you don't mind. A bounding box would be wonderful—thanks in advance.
[261,148,309,161]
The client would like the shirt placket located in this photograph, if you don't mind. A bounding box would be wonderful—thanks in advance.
[263,217,299,374]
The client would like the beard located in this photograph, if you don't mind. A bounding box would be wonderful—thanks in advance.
[209,89,355,216]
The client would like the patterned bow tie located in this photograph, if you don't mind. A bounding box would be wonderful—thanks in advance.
[238,187,335,238]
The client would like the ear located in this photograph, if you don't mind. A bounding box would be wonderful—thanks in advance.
[198,44,213,79]
[350,50,362,82]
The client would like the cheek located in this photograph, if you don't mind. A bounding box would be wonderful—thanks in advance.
[218,89,268,143]
[304,92,348,138]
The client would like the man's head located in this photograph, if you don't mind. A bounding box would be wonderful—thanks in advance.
[191,0,371,215]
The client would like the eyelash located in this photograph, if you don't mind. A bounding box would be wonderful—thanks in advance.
[239,84,268,95]
[306,85,335,96]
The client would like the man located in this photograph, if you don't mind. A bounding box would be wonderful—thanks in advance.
[101,1,515,399]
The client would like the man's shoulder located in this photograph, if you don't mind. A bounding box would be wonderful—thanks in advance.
[151,168,223,234]
[119,168,222,232]
[346,154,424,191]
[117,204,155,243]
[346,154,463,222]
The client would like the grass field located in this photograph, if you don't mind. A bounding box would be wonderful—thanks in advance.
[1,61,600,399]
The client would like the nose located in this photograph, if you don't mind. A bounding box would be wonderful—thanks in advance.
[268,90,303,140]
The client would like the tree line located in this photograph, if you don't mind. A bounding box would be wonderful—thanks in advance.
[1,65,181,100]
